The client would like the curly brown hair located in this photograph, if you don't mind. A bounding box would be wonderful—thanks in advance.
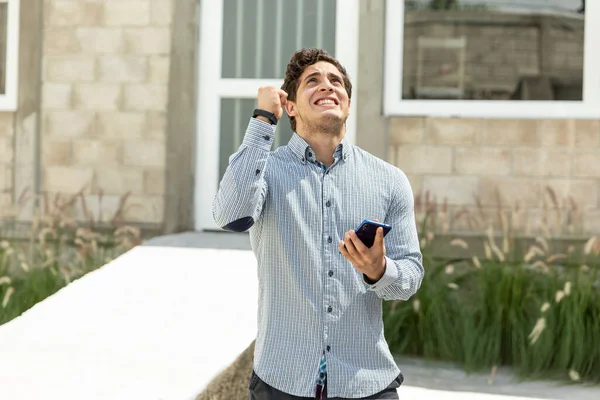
[281,48,352,132]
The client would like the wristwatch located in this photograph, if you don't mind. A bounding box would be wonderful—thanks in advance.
[253,108,278,125]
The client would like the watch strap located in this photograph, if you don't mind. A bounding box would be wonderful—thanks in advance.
[253,108,278,125]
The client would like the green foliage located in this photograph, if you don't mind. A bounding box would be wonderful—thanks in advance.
[0,209,142,326]
[383,246,600,384]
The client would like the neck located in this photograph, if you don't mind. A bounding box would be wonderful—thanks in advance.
[296,125,345,167]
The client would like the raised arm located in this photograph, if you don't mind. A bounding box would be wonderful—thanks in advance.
[212,87,288,232]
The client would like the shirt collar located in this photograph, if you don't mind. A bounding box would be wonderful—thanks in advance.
[288,133,352,165]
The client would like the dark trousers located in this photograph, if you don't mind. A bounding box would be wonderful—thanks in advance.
[249,371,403,400]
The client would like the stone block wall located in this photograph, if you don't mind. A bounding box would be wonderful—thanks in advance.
[388,117,600,236]
[41,0,173,225]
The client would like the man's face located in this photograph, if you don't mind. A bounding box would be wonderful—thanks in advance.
[286,61,350,133]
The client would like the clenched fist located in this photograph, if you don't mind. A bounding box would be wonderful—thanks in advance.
[257,86,288,120]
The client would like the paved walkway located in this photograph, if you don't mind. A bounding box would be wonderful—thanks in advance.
[0,233,597,399]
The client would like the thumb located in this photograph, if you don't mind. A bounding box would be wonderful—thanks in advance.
[376,227,384,244]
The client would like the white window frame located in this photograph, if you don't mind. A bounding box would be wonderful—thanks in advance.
[384,0,600,119]
[195,0,360,231]
[0,0,19,111]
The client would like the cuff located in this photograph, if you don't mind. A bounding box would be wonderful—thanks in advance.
[242,117,277,151]
[364,256,398,291]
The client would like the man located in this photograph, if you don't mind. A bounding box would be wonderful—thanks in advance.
[213,48,424,400]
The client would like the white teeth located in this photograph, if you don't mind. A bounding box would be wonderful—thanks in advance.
[317,99,335,106]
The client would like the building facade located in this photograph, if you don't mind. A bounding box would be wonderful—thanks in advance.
[0,0,599,237]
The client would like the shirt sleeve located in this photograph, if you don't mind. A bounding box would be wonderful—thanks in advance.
[364,170,424,300]
[212,117,276,232]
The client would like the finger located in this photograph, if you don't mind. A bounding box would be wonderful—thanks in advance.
[373,219,379,222]
[348,230,368,254]
[344,231,359,255]
[374,227,384,248]
[278,89,288,97]
[338,240,353,261]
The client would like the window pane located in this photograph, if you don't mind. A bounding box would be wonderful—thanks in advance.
[0,2,7,95]
[219,99,295,184]
[222,0,337,79]
[402,1,585,101]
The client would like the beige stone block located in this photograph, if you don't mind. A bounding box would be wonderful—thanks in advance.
[97,112,145,139]
[144,169,165,195]
[514,149,570,177]
[45,111,96,138]
[455,148,511,176]
[95,167,144,194]
[42,140,72,166]
[422,176,479,206]
[46,1,83,26]
[122,194,164,224]
[124,85,167,111]
[583,209,600,235]
[73,140,121,166]
[152,0,173,26]
[538,119,575,147]
[575,120,600,147]
[427,118,482,145]
[572,150,600,178]
[485,119,538,147]
[149,56,170,84]
[76,28,125,53]
[145,111,166,139]
[81,0,104,26]
[42,83,73,109]
[74,194,123,223]
[104,1,151,26]
[0,113,14,137]
[73,84,122,110]
[123,141,165,167]
[393,145,452,175]
[44,55,95,82]
[44,28,81,54]
[124,28,171,55]
[45,166,94,193]
[389,117,425,145]
[99,55,147,83]
[0,137,12,163]
[544,179,598,209]
[479,178,540,207]
[0,166,10,192]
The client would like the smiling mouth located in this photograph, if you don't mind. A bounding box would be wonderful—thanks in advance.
[314,98,338,107]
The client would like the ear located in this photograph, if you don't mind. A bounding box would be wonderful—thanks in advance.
[285,100,297,118]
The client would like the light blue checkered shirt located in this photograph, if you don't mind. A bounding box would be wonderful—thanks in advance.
[213,118,424,398]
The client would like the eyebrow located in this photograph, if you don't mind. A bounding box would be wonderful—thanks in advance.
[303,71,343,83]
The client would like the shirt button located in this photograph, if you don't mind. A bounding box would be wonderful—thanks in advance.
[328,270,333,277]
[255,169,260,175]
[327,236,332,243]
[308,152,313,157]
[326,345,331,352]
[327,306,332,313]
[326,200,331,207]
[263,135,270,141]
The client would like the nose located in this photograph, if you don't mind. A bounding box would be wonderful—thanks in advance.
[319,79,334,92]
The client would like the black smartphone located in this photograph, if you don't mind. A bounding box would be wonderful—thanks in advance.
[348,219,393,248]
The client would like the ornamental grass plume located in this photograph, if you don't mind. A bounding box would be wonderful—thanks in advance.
[528,317,547,345]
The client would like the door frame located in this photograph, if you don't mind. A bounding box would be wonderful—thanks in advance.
[194,0,360,231]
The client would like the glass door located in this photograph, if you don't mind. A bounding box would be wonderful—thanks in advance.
[196,0,359,231]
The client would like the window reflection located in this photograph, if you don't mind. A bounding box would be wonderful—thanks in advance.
[402,1,585,101]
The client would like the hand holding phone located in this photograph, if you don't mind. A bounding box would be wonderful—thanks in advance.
[349,219,392,248]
